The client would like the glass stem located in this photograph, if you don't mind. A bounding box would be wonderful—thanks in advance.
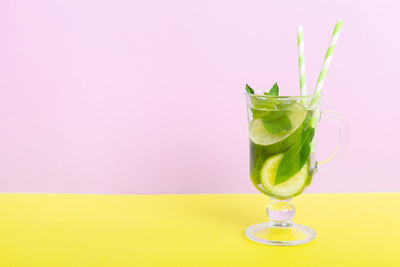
[266,198,295,227]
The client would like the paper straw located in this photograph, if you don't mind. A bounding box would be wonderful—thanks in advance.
[297,26,308,105]
[310,19,343,151]
[313,19,343,97]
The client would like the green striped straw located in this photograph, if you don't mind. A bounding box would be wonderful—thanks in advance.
[310,19,343,151]
[297,26,308,105]
[313,19,343,99]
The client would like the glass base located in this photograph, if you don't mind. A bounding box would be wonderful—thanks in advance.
[245,222,316,246]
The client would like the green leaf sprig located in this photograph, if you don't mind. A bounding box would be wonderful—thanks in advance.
[245,83,293,134]
[274,125,315,185]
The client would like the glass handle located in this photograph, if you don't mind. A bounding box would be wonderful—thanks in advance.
[316,110,349,169]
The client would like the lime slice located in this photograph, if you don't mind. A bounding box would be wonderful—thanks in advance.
[249,103,307,154]
[260,153,309,199]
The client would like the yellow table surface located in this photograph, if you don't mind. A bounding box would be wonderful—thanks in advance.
[0,193,399,266]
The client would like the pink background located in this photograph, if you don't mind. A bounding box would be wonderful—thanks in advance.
[0,0,399,194]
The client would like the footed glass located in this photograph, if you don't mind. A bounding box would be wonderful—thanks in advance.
[245,93,348,246]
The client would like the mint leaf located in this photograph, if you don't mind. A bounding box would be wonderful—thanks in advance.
[246,84,254,94]
[260,110,288,122]
[249,82,288,120]
[251,108,271,119]
[251,96,274,109]
[250,95,275,119]
[262,114,292,134]
[277,100,296,109]
[274,127,315,185]
[266,83,279,96]
[263,83,279,106]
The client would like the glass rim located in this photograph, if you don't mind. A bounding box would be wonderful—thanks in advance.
[245,92,322,99]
